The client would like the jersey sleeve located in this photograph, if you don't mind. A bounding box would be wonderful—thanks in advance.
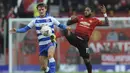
[96,18,103,26]
[52,17,67,29]
[27,19,35,28]
[52,17,60,26]
[16,19,35,33]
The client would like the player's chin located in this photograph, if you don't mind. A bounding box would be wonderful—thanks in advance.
[40,14,45,16]
[85,14,91,17]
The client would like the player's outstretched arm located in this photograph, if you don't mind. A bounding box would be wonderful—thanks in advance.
[9,20,35,33]
[100,5,109,26]
[67,15,78,25]
[9,26,31,33]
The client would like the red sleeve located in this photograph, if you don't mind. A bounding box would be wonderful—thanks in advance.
[73,15,83,21]
[77,15,84,19]
[95,18,103,25]
[71,15,80,22]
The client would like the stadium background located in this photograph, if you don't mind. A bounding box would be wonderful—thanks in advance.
[1,0,130,73]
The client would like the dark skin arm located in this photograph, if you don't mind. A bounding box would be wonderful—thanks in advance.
[99,5,109,26]
[67,16,78,25]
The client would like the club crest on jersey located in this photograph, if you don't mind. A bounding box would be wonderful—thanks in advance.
[80,21,90,28]
[89,20,92,23]
[80,21,90,26]
[46,19,52,22]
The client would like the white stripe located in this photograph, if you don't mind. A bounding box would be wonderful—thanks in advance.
[36,30,41,34]
[38,35,49,39]
[52,28,54,31]
[35,25,42,27]
[36,28,54,34]
[39,40,51,45]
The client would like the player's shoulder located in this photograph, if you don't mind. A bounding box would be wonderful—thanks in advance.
[91,17,100,21]
[34,15,53,20]
[47,16,55,19]
[77,15,84,18]
[30,17,37,22]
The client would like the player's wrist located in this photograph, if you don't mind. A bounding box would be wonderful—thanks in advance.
[16,29,19,32]
[103,13,107,17]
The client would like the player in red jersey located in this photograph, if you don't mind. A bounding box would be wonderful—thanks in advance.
[62,5,109,73]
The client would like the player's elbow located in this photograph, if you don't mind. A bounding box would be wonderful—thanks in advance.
[104,22,109,26]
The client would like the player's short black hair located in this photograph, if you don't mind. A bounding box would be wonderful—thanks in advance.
[36,3,47,9]
[84,6,94,12]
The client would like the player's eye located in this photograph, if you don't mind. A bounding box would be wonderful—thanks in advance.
[38,8,44,11]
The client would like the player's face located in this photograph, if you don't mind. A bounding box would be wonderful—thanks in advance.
[84,7,92,17]
[38,6,47,16]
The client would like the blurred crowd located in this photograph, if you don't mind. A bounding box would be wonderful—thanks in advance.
[1,0,130,56]
[0,0,130,19]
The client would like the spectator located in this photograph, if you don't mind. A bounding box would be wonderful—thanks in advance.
[0,32,4,57]
[0,0,5,29]
[66,46,80,64]
[106,30,119,41]
[118,32,128,40]
[9,0,34,18]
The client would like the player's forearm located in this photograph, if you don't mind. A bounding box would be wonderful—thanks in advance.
[67,19,78,25]
[16,26,31,33]
[102,13,109,26]
[104,16,109,26]
[58,24,67,30]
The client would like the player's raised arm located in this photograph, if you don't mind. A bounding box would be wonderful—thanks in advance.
[100,5,109,26]
[10,19,35,33]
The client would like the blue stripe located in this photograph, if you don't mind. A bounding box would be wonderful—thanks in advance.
[37,33,42,36]
[35,19,52,23]
[38,37,51,42]
[36,27,41,30]
[39,44,48,49]
[58,24,66,29]
[52,31,54,33]
[50,25,54,28]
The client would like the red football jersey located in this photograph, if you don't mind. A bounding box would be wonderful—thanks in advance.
[75,15,103,38]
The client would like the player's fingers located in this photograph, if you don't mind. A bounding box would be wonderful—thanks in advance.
[71,15,77,20]
[9,28,16,33]
[9,30,14,33]
[13,28,16,30]
[67,26,71,31]
[103,5,105,8]
[99,5,102,9]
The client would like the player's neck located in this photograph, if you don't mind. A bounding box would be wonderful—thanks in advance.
[84,14,91,18]
[40,15,46,18]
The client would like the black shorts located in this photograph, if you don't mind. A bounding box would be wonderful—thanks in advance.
[63,30,90,58]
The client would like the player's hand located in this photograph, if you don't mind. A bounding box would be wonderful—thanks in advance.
[99,5,106,14]
[66,26,71,31]
[66,26,71,35]
[9,28,16,33]
[70,15,77,20]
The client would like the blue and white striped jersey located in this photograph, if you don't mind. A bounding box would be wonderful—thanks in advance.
[27,16,61,46]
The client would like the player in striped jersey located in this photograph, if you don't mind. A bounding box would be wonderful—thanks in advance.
[10,3,71,73]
